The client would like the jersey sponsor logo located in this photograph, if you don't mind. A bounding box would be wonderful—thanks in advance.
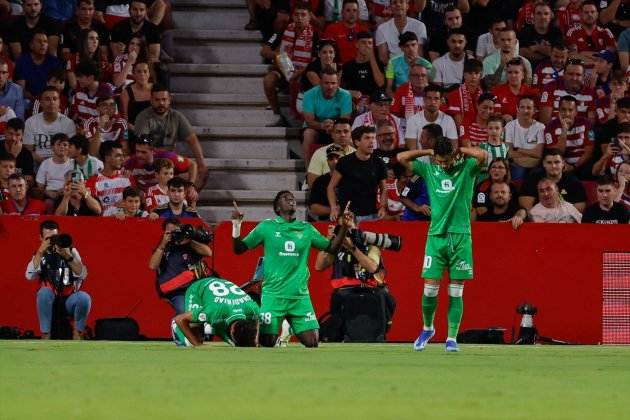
[477,192,486,204]
[436,179,455,194]
[454,260,472,272]
[304,312,316,322]
[279,240,299,257]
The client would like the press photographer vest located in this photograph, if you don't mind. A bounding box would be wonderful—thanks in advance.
[39,251,79,296]
[156,244,209,297]
[330,245,384,289]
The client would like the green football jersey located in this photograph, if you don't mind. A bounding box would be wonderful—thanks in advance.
[187,277,260,342]
[242,217,330,298]
[412,157,481,235]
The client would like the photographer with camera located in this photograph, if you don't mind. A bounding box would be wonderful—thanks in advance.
[148,217,213,314]
[314,215,399,342]
[25,220,91,340]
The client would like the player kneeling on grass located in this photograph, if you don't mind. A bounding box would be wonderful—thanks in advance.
[172,276,260,347]
[398,136,487,353]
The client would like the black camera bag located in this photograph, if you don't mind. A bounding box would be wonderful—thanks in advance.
[340,287,388,343]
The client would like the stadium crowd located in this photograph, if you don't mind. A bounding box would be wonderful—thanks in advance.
[254,0,630,225]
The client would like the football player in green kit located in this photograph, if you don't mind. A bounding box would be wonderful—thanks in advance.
[232,191,352,348]
[172,276,260,347]
[398,136,487,352]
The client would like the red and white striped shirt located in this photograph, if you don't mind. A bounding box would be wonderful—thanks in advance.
[71,83,115,124]
[113,54,135,88]
[280,23,315,72]
[459,117,488,147]
[539,79,595,120]
[86,171,136,216]
[83,115,127,143]
[544,116,594,165]
[145,184,169,211]
[533,60,564,89]
[565,25,616,53]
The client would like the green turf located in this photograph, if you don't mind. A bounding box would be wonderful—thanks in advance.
[1,341,629,420]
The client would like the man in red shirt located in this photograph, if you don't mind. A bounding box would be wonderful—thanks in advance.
[444,59,483,126]
[322,0,368,64]
[0,173,46,215]
[565,1,616,66]
[70,61,115,126]
[556,0,583,34]
[539,60,596,124]
[544,95,595,179]
[533,43,569,89]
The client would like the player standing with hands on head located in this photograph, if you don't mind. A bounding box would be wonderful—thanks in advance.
[232,191,353,348]
[398,137,487,352]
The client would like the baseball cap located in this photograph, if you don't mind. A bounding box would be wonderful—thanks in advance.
[326,144,344,158]
[371,90,393,103]
[594,50,615,64]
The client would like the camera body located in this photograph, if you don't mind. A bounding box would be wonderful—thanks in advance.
[333,226,402,252]
[49,233,73,250]
[170,224,212,244]
[516,303,538,316]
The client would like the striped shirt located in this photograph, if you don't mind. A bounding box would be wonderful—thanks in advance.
[480,142,509,171]
[280,23,315,72]
[544,117,594,165]
[84,115,127,143]
[539,79,595,120]
[459,118,488,147]
[71,83,115,124]
[533,61,564,89]
[86,171,136,216]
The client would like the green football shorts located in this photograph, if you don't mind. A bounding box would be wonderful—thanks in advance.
[421,233,474,280]
[259,294,319,335]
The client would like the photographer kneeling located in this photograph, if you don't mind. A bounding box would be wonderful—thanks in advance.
[149,217,213,314]
[25,220,90,340]
[315,218,398,342]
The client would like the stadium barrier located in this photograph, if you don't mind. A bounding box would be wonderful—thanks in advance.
[1,216,628,344]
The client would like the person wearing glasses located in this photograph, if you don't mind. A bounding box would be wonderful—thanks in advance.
[352,90,403,148]
[385,31,431,96]
[390,59,430,125]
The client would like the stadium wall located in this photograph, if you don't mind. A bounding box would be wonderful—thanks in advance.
[1,216,628,344]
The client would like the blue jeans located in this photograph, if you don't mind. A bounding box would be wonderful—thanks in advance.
[167,293,186,315]
[509,163,531,182]
[36,288,91,334]
[355,214,379,224]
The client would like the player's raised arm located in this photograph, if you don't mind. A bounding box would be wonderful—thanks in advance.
[396,149,435,170]
[324,202,353,255]
[231,201,248,254]
[459,146,488,167]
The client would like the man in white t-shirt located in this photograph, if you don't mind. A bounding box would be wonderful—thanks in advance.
[23,87,76,163]
[404,85,458,149]
[504,95,545,180]
[35,133,74,202]
[432,28,468,90]
[529,178,582,223]
[375,0,427,63]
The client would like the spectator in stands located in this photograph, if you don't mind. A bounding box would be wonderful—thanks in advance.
[327,126,388,222]
[505,95,546,180]
[0,118,34,183]
[444,58,483,126]
[62,0,110,59]
[519,148,587,213]
[54,169,102,216]
[119,61,152,128]
[459,92,496,147]
[68,134,103,179]
[323,0,368,25]
[594,122,630,178]
[399,166,430,221]
[492,58,538,121]
[145,157,173,211]
[112,185,148,219]
[517,2,562,70]
[71,61,115,126]
[595,97,630,163]
[539,59,596,125]
[112,35,153,90]
[475,181,527,228]
[35,133,74,205]
[374,119,406,166]
[322,0,368,64]
[0,154,15,197]
[261,2,316,120]
[566,1,616,67]
[0,58,25,120]
[404,85,458,149]
[384,31,431,96]
[24,87,76,163]
[427,5,466,61]
[298,40,338,113]
[31,68,71,116]
[619,27,630,70]
[477,115,508,180]
[149,176,200,219]
[390,60,430,123]
[382,163,409,220]
[482,29,532,90]
[66,29,113,90]
[25,219,90,339]
[375,0,427,63]
[110,0,161,63]
[14,29,63,100]
[533,43,569,89]
[588,50,615,96]
[8,0,61,58]
[124,133,197,191]
[1,173,46,215]
[599,0,630,38]
[582,174,630,223]
[529,178,583,223]
[148,217,212,314]
[341,31,385,111]
[308,144,344,221]
[86,141,136,216]
[0,36,15,80]
[473,157,519,218]
[476,17,510,61]
[134,84,208,189]
[306,118,354,188]
[544,95,595,180]
[432,28,469,90]
[616,161,630,208]
[556,0,583,35]
[352,90,403,146]
[593,70,627,126]
[302,66,352,166]
[84,95,128,155]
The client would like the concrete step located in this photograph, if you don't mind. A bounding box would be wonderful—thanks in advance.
[179,108,281,126]
[192,126,300,140]
[172,8,249,31]
[199,139,289,159]
[171,93,269,108]
[173,0,246,7]
[171,75,264,94]
[169,63,268,77]
[205,170,302,191]
[204,158,304,171]
[199,190,307,204]
[173,43,264,65]
[198,204,306,224]
[172,29,261,42]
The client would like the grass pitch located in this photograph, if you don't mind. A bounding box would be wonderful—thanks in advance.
[1,341,629,420]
